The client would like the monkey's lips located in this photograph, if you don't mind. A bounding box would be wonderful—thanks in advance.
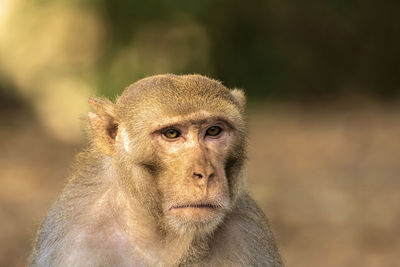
[170,203,219,210]
[169,203,221,221]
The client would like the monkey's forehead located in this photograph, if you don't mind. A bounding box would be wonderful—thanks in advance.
[119,100,244,130]
[148,109,241,129]
[114,75,245,134]
[116,74,242,112]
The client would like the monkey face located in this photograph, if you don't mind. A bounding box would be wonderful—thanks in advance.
[90,75,246,234]
[146,110,236,233]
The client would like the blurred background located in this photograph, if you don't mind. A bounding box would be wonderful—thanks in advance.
[0,0,399,266]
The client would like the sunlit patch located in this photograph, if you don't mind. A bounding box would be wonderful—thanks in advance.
[118,127,131,153]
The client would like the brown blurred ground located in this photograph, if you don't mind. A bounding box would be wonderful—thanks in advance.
[1,102,399,267]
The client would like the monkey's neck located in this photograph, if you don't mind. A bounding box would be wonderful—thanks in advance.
[160,232,199,266]
[105,183,197,266]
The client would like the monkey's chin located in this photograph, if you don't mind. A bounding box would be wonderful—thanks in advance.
[166,207,225,235]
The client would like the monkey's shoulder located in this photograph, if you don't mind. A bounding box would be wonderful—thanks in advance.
[32,189,136,266]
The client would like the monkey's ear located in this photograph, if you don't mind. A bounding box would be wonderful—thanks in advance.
[231,88,246,108]
[88,98,118,156]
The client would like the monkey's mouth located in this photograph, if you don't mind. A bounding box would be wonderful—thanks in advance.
[169,203,221,222]
[167,201,227,223]
[169,203,219,210]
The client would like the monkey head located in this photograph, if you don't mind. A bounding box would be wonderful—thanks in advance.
[88,74,246,235]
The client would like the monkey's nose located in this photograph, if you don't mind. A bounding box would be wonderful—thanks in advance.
[193,172,203,179]
[192,162,215,181]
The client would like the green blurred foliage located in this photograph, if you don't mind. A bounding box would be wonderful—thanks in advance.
[87,0,400,100]
[2,0,400,100]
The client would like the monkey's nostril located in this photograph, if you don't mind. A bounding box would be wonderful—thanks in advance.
[193,172,203,179]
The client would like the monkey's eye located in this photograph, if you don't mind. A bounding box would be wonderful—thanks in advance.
[206,126,222,137]
[162,128,181,139]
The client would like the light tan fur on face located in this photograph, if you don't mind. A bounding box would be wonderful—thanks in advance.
[150,110,234,234]
[30,74,283,267]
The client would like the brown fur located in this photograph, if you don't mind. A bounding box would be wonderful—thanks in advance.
[30,74,283,266]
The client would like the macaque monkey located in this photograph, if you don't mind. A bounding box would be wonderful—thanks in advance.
[30,74,283,266]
